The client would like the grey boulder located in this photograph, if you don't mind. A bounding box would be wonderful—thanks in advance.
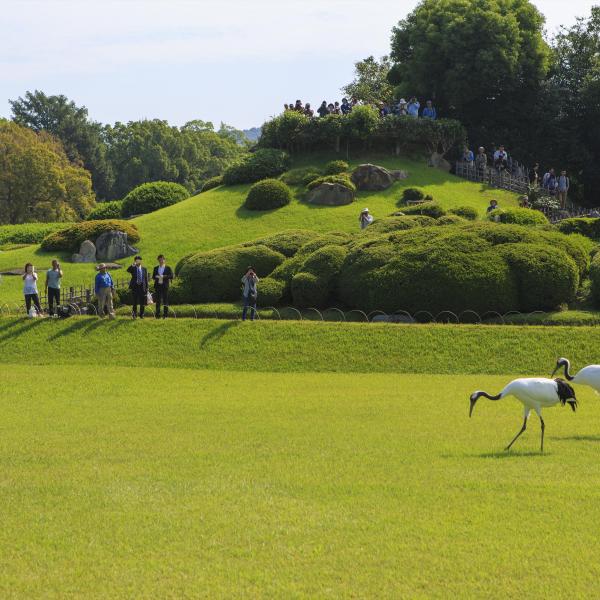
[351,164,394,191]
[71,239,96,263]
[95,230,138,262]
[306,183,354,206]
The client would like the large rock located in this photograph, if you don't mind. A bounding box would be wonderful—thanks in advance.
[306,183,354,206]
[351,164,394,191]
[71,239,96,263]
[428,152,451,172]
[95,230,138,262]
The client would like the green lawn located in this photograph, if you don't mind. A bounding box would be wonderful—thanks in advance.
[0,153,518,305]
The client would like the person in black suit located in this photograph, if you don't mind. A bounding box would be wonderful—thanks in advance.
[127,255,149,319]
[152,254,174,318]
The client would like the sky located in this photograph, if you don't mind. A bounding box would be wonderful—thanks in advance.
[0,0,597,129]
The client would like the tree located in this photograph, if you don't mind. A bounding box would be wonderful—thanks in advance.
[10,90,114,199]
[0,120,96,224]
[342,56,395,105]
[389,0,550,140]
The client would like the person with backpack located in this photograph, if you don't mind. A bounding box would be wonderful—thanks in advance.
[241,266,259,321]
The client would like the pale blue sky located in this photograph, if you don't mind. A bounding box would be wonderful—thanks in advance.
[0,0,596,129]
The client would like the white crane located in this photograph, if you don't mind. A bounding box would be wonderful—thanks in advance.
[469,377,577,452]
[552,358,600,393]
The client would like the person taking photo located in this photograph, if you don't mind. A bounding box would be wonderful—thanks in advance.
[241,266,259,321]
[22,263,42,316]
[45,259,63,316]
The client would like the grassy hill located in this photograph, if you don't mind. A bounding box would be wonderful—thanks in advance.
[0,154,518,305]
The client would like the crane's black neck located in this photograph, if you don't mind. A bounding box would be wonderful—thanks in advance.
[560,362,574,381]
[477,391,502,401]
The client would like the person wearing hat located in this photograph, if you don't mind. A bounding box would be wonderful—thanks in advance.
[95,263,115,319]
[152,254,173,319]
[127,256,149,319]
[396,99,408,116]
[359,208,374,230]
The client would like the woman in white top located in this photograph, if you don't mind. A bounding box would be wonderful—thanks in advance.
[22,263,42,315]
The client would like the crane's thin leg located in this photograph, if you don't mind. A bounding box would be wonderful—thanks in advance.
[540,416,545,453]
[505,418,528,451]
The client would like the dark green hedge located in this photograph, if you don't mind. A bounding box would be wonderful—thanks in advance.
[244,179,292,211]
[40,220,140,251]
[0,223,68,246]
[201,175,224,192]
[590,253,600,307]
[323,160,349,175]
[555,217,600,239]
[86,201,124,221]
[223,149,290,185]
[121,181,189,217]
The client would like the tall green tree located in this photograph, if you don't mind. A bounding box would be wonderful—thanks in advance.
[10,90,114,199]
[342,56,394,105]
[389,0,550,143]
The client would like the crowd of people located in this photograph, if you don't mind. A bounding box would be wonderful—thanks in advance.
[20,256,261,322]
[283,97,438,120]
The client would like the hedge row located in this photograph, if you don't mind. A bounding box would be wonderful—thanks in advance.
[0,223,68,246]
[40,220,140,252]
[223,149,290,185]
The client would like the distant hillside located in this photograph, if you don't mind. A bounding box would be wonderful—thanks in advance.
[242,127,261,142]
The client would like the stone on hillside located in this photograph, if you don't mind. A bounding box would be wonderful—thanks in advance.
[306,183,354,206]
[95,230,138,262]
[428,152,451,172]
[351,164,394,191]
[71,239,96,263]
[97,262,123,271]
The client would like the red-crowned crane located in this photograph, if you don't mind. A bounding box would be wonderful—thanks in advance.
[552,358,600,393]
[469,377,577,452]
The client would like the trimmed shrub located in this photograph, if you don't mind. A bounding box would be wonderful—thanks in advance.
[397,201,446,219]
[244,179,292,211]
[201,175,223,192]
[291,272,327,308]
[121,181,189,217]
[300,244,348,280]
[499,243,579,311]
[366,215,436,234]
[306,174,356,193]
[243,230,320,257]
[486,207,548,225]
[222,149,290,185]
[295,232,352,256]
[0,223,68,246]
[590,253,600,306]
[40,220,140,251]
[86,201,123,221]
[449,205,478,221]
[301,171,323,187]
[280,167,322,186]
[401,187,426,202]
[323,160,349,175]
[177,244,285,302]
[167,279,193,304]
[435,215,468,226]
[256,277,286,307]
[556,217,600,239]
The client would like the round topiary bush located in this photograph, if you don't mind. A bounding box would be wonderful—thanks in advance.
[301,171,323,187]
[291,272,327,308]
[449,205,478,221]
[499,243,579,311]
[86,200,123,221]
[365,215,436,234]
[256,277,286,306]
[121,181,189,217]
[223,149,290,185]
[436,215,468,226]
[243,230,320,257]
[556,217,600,239]
[398,201,446,219]
[40,220,140,251]
[323,160,349,175]
[401,187,426,202]
[201,175,224,192]
[486,207,548,225]
[305,174,356,193]
[244,179,292,211]
[177,244,285,302]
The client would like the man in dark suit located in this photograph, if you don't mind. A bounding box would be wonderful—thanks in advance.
[127,255,149,319]
[152,254,174,319]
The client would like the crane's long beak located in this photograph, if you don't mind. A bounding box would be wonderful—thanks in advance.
[469,396,477,418]
[550,364,559,378]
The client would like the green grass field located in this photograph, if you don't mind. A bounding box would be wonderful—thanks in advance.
[0,153,518,305]
[2,318,600,597]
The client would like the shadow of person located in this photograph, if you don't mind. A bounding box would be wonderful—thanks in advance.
[199,320,239,348]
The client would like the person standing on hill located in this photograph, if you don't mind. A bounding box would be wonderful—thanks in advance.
[95,263,115,319]
[241,266,259,321]
[127,256,149,319]
[422,100,437,119]
[45,259,63,316]
[152,254,173,319]
[557,170,570,209]
[22,263,42,316]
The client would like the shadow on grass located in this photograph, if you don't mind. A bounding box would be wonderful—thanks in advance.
[0,317,45,342]
[199,320,239,348]
[552,435,600,443]
[443,450,547,459]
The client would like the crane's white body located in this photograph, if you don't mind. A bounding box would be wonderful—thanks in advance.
[499,378,566,418]
[567,364,600,391]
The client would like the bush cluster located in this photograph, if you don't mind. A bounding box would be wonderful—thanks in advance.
[555,217,600,239]
[365,215,436,234]
[244,179,293,211]
[280,167,321,186]
[86,201,124,221]
[306,174,356,193]
[590,253,600,307]
[486,207,548,225]
[0,223,68,246]
[201,175,224,192]
[396,201,446,219]
[40,220,140,251]
[401,188,426,202]
[121,181,189,217]
[222,149,290,185]
[448,205,478,221]
[323,160,349,175]
[242,230,320,257]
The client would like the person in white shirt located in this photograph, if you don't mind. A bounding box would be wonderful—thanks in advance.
[22,263,42,315]
[152,254,174,319]
[359,208,374,230]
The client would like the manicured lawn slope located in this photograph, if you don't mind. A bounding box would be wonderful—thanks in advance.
[2,364,600,597]
[0,317,598,374]
[0,153,518,304]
